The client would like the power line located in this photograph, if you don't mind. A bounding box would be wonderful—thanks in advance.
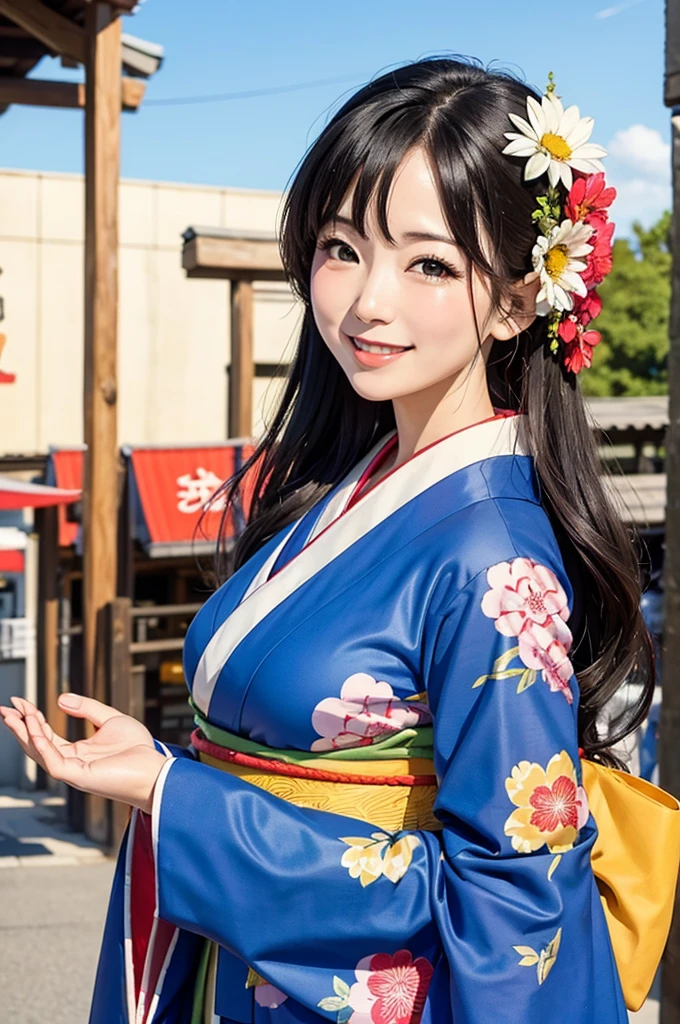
[144,72,368,107]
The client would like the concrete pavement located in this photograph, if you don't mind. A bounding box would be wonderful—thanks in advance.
[0,787,115,1023]
[0,860,116,1024]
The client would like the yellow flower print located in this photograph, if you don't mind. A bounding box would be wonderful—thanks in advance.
[340,834,388,887]
[504,751,589,854]
[513,927,562,985]
[339,832,421,886]
[382,835,421,883]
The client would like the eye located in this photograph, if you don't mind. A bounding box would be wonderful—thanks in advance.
[316,236,463,283]
[316,236,358,262]
[410,256,463,283]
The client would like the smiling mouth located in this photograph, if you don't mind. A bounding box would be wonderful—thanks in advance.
[350,336,414,354]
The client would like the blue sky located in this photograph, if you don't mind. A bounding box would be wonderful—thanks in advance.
[0,0,670,239]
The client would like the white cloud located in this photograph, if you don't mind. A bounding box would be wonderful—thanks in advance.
[603,125,671,238]
[607,124,670,182]
[607,178,671,238]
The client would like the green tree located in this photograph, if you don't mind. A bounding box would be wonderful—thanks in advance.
[581,209,671,396]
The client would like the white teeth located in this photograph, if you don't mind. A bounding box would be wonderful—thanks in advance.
[353,338,407,354]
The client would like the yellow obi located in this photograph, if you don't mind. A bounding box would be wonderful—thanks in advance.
[197,748,442,833]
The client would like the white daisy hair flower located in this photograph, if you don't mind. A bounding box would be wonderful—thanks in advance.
[502,91,607,190]
[532,219,594,315]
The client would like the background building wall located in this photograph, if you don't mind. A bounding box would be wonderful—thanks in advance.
[0,168,299,452]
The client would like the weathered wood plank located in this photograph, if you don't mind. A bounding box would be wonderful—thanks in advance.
[0,74,145,109]
[0,0,86,63]
[229,279,254,438]
[82,1,121,846]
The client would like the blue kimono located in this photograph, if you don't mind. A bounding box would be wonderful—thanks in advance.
[89,412,628,1024]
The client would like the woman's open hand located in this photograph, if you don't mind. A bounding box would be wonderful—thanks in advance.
[0,694,168,814]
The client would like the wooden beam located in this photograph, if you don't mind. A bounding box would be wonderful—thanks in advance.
[0,75,146,110]
[121,76,146,110]
[229,280,254,437]
[0,37,50,59]
[182,233,284,279]
[0,0,86,63]
[82,1,121,846]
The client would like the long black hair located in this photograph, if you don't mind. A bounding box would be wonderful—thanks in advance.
[201,55,655,768]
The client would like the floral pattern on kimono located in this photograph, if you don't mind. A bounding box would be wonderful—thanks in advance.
[318,949,434,1024]
[504,750,590,854]
[310,672,432,751]
[476,557,576,703]
[339,832,422,886]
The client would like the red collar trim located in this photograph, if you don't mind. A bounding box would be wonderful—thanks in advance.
[346,409,519,512]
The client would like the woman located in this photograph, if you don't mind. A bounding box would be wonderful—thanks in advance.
[1,57,654,1023]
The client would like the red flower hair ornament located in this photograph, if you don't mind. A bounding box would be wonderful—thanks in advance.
[501,72,616,374]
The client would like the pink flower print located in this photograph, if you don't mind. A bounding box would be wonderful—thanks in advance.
[481,559,575,703]
[576,783,590,830]
[254,983,288,1008]
[311,673,432,752]
[481,557,571,639]
[348,950,434,1024]
[518,621,575,704]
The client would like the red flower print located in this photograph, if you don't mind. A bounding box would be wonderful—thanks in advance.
[565,172,617,225]
[505,751,589,854]
[365,950,433,1024]
[560,323,602,374]
[558,289,604,374]
[582,219,615,288]
[529,774,579,833]
[570,289,602,326]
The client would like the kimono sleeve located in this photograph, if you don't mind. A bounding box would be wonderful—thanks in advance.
[424,555,627,1022]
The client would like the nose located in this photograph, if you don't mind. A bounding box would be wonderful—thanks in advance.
[352,259,396,326]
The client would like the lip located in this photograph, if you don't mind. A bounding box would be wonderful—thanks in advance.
[344,333,413,368]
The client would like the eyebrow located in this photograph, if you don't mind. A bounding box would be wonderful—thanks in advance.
[325,214,459,247]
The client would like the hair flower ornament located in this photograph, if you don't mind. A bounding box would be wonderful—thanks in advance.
[501,73,616,375]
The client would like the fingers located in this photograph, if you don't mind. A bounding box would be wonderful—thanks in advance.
[10,695,32,716]
[2,708,49,775]
[0,705,30,746]
[5,697,71,752]
[24,712,69,781]
[57,694,124,729]
[23,712,50,773]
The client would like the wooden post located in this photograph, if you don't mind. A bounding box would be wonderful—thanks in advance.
[661,3,680,1018]
[108,597,139,852]
[229,278,254,437]
[35,506,66,775]
[661,110,680,1023]
[82,2,121,845]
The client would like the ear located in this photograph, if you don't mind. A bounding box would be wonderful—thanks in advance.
[488,270,542,342]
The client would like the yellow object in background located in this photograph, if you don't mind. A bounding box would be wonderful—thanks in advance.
[159,660,185,685]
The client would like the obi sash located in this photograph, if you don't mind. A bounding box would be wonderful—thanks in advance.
[188,702,680,1015]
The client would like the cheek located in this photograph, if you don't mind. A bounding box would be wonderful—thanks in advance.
[406,284,476,352]
[310,260,344,331]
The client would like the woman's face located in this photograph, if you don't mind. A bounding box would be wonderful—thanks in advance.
[310,146,534,405]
